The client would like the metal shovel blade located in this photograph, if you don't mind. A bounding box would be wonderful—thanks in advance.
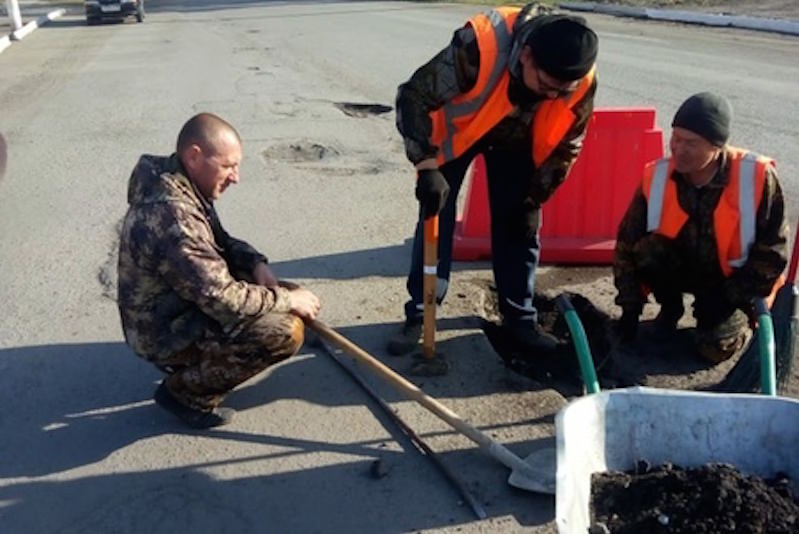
[507,446,556,494]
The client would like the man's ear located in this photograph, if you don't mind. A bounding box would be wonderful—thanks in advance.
[519,45,533,68]
[183,144,203,171]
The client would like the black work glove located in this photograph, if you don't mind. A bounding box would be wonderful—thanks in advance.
[415,169,450,219]
[617,307,641,343]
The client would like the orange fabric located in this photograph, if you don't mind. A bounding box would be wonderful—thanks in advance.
[713,148,769,275]
[767,273,786,308]
[429,8,595,167]
[531,66,595,166]
[643,148,771,278]
[642,159,687,238]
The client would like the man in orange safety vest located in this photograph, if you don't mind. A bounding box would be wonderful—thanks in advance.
[614,92,789,363]
[389,3,598,358]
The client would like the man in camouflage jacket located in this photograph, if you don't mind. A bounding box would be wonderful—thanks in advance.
[118,113,321,428]
[389,2,599,357]
[614,93,788,363]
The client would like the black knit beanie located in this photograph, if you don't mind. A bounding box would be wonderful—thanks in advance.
[525,15,598,81]
[671,92,732,146]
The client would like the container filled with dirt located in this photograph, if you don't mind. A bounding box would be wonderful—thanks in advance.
[591,462,799,533]
[555,388,799,532]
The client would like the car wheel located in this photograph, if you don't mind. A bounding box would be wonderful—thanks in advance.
[86,16,99,26]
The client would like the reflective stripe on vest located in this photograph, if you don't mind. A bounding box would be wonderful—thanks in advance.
[438,9,515,162]
[730,152,758,267]
[642,149,770,276]
[429,8,595,167]
[646,159,670,232]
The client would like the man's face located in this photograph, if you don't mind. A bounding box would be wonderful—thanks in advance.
[669,127,720,175]
[518,46,579,99]
[185,131,242,201]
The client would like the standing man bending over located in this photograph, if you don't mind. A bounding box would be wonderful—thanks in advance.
[118,113,321,428]
[390,2,598,356]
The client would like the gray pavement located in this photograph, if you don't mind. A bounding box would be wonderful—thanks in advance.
[1,2,798,533]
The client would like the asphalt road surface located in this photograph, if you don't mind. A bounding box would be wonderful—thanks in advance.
[1,2,798,532]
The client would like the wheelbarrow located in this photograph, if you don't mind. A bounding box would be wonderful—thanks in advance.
[546,295,799,533]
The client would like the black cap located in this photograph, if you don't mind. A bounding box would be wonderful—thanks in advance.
[671,92,732,146]
[525,15,598,81]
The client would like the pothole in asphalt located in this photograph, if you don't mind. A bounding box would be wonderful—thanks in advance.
[262,141,340,163]
[334,102,392,118]
[481,290,613,390]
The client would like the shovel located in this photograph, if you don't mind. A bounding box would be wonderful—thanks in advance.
[509,294,604,493]
[308,319,554,493]
[410,215,448,376]
[422,214,438,359]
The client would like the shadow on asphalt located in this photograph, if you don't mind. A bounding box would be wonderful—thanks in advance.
[0,340,556,530]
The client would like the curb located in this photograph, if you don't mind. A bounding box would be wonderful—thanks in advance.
[559,2,799,36]
[1,7,65,52]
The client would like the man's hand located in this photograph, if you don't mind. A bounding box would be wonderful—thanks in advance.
[415,169,450,219]
[287,288,321,320]
[253,262,278,288]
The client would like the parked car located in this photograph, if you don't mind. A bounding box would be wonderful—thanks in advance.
[85,0,144,24]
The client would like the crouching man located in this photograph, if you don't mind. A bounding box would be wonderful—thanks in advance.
[118,113,321,428]
[614,93,788,363]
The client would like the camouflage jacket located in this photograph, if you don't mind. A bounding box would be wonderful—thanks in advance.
[614,148,789,313]
[117,154,292,360]
[395,2,597,207]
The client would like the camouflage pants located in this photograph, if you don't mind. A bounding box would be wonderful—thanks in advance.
[155,313,305,411]
[633,235,752,363]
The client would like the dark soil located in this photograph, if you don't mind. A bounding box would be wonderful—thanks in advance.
[591,462,799,533]
[480,287,756,395]
[482,291,615,394]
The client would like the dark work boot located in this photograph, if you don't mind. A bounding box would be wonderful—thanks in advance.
[386,316,423,356]
[650,301,684,342]
[154,381,235,429]
[504,322,559,355]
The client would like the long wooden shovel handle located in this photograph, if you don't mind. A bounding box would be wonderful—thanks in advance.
[307,319,533,476]
[422,215,439,358]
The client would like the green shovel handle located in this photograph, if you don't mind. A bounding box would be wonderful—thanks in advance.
[754,298,777,396]
[556,294,600,394]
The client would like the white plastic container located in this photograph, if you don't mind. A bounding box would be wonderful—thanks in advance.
[555,387,799,533]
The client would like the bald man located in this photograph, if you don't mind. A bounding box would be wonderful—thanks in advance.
[118,113,321,428]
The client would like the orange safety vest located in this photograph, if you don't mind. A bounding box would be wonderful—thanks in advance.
[641,147,774,277]
[428,7,596,167]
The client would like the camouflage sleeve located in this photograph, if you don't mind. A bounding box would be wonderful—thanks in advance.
[395,25,480,164]
[216,223,269,275]
[155,203,292,329]
[526,77,597,207]
[723,166,789,306]
[613,185,649,312]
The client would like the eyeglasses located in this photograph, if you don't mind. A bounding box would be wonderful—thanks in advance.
[535,68,579,99]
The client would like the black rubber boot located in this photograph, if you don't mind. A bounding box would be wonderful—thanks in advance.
[651,301,684,341]
[504,323,559,354]
[154,381,235,429]
[386,317,423,356]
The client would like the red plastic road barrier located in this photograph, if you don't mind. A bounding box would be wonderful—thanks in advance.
[452,108,664,264]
